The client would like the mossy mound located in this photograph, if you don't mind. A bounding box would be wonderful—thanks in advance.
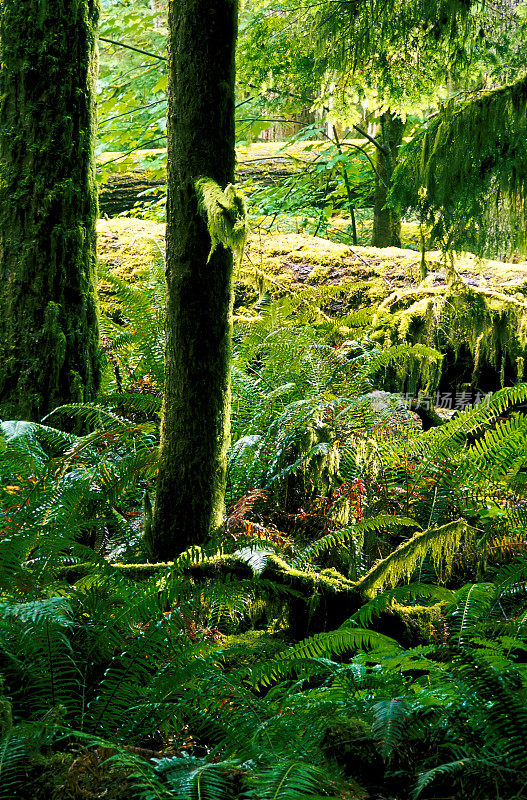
[244,231,527,298]
[97,218,527,392]
[97,219,165,318]
[97,218,527,300]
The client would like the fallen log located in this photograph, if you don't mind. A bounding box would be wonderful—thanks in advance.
[56,521,471,638]
[99,170,165,217]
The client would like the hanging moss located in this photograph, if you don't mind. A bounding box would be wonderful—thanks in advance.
[0,0,101,421]
[392,74,527,256]
[268,407,346,520]
[195,177,249,268]
[372,282,527,394]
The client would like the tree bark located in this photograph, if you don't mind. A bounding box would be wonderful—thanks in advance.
[371,110,404,248]
[150,0,238,559]
[0,0,101,422]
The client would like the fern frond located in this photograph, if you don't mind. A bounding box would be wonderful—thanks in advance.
[451,648,527,772]
[256,760,331,800]
[358,520,475,597]
[447,583,496,644]
[371,697,410,761]
[293,515,419,568]
[413,757,487,800]
[0,730,27,800]
[250,627,400,687]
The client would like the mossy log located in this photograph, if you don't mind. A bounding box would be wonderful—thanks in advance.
[59,521,470,638]
[95,140,354,218]
[372,282,527,394]
[97,217,527,396]
[59,553,361,637]
[96,164,299,218]
[98,171,165,217]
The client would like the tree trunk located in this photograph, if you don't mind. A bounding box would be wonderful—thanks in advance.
[150,0,238,559]
[0,0,101,422]
[371,110,404,248]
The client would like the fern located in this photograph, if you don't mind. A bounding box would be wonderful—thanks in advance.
[358,520,475,597]
[0,730,27,800]
[293,514,419,569]
[250,627,400,688]
[256,760,332,800]
[371,697,410,761]
[446,583,497,644]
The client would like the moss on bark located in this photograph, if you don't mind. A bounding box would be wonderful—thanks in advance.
[0,0,101,421]
[150,0,239,559]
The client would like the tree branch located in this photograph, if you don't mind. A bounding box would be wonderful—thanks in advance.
[99,36,166,62]
[352,123,388,155]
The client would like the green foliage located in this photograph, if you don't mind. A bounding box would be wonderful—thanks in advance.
[1,369,527,798]
[99,251,165,397]
[98,0,167,156]
[308,0,480,114]
[228,302,439,516]
[244,125,376,245]
[392,75,527,255]
[0,2,526,799]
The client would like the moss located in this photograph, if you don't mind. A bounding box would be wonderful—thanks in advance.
[0,0,101,421]
[358,520,475,597]
[218,630,289,668]
[195,177,249,268]
[391,602,446,644]
[96,217,527,392]
[393,74,527,255]
[97,218,165,282]
[97,217,527,301]
[372,280,527,393]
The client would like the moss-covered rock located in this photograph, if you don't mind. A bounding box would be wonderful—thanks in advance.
[390,601,447,645]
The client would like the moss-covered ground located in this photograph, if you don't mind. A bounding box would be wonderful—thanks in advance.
[97,217,527,393]
[97,217,527,299]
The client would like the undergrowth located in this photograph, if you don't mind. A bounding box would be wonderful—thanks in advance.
[0,263,526,800]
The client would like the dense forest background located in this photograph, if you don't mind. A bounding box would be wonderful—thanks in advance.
[1,1,527,798]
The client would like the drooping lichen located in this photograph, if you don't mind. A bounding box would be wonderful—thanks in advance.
[195,177,249,268]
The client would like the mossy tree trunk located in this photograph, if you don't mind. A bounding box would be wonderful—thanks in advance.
[150,0,238,559]
[0,0,101,422]
[371,110,405,248]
